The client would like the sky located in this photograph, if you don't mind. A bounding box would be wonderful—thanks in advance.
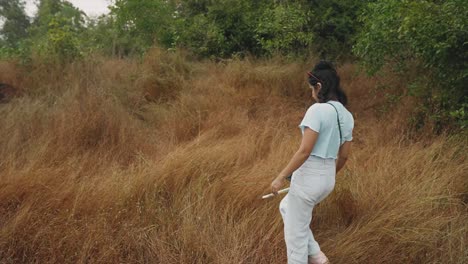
[24,0,111,18]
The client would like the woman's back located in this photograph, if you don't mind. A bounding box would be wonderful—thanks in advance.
[299,100,354,159]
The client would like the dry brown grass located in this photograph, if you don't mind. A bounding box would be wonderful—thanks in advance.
[0,49,466,264]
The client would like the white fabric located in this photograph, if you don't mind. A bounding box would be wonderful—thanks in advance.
[279,155,336,264]
[298,100,354,159]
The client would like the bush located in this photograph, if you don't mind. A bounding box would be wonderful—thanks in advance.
[306,0,372,60]
[174,14,227,58]
[175,0,263,57]
[110,0,177,54]
[255,3,312,56]
[35,16,82,62]
[354,0,468,130]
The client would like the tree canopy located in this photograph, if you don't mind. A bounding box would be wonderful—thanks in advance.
[0,0,466,128]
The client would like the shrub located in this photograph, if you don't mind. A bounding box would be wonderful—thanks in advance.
[255,3,312,56]
[354,0,468,130]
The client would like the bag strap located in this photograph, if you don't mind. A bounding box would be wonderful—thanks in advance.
[327,102,342,146]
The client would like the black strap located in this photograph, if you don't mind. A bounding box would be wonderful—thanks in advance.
[327,102,342,146]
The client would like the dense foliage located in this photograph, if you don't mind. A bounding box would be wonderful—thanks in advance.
[0,0,30,48]
[353,0,468,129]
[0,0,373,59]
[0,0,466,129]
[107,0,373,59]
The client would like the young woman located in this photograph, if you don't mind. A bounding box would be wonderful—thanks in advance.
[271,61,354,264]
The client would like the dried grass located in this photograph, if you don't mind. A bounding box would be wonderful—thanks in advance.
[0,51,466,264]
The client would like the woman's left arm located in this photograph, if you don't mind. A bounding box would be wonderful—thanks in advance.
[271,127,319,194]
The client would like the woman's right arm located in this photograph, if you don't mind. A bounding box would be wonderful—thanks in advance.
[336,141,351,174]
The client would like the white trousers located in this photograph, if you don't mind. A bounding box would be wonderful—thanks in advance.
[279,155,336,264]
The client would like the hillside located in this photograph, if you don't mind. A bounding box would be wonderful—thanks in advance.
[0,50,466,263]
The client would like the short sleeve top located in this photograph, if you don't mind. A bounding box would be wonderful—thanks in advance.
[298,100,354,159]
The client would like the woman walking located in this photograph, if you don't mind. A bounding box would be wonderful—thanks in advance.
[271,61,354,264]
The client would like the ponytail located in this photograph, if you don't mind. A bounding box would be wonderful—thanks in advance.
[307,61,348,106]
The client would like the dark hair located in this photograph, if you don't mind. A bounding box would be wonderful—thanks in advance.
[307,61,348,106]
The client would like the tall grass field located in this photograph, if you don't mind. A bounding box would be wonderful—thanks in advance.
[0,49,466,263]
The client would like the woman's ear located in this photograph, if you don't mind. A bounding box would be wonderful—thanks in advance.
[316,83,322,92]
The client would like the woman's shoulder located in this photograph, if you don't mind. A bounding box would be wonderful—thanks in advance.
[309,102,333,110]
[307,103,333,117]
[327,101,354,123]
[306,103,324,113]
[331,101,353,115]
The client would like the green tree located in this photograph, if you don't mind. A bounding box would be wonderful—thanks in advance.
[110,0,265,57]
[354,0,468,129]
[31,0,85,37]
[29,0,86,62]
[302,0,373,60]
[110,0,176,55]
[174,14,226,57]
[255,2,312,56]
[0,0,30,49]
[174,0,264,57]
[105,0,375,59]
[83,15,123,57]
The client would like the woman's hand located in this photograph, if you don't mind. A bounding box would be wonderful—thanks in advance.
[271,176,285,195]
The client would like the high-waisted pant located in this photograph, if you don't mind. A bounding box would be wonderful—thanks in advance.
[279,155,336,264]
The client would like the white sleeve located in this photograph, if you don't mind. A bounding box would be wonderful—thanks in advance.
[343,114,354,142]
[298,104,321,133]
